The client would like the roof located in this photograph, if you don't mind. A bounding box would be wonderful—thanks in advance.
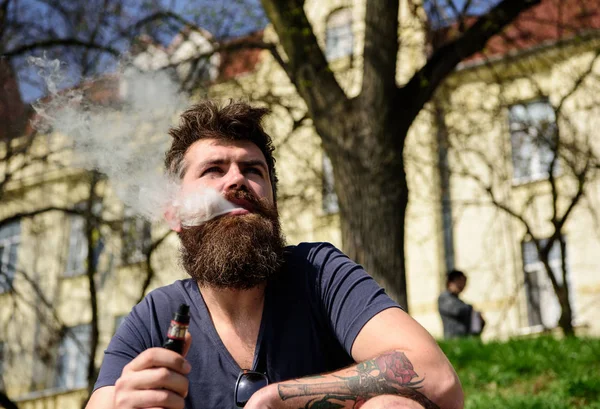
[129,28,264,83]
[0,61,29,140]
[216,30,264,81]
[431,0,600,63]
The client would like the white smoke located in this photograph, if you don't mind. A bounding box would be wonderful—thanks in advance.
[29,57,239,225]
[173,187,240,227]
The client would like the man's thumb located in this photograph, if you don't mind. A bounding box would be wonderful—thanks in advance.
[182,332,192,357]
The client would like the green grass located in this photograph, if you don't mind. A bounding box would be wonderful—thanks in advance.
[438,336,600,409]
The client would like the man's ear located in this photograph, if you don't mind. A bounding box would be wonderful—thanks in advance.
[164,204,182,232]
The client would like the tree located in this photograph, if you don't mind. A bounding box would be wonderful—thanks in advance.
[258,0,542,307]
[1,0,544,308]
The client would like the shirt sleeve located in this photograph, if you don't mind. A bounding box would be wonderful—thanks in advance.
[306,242,401,356]
[92,298,155,391]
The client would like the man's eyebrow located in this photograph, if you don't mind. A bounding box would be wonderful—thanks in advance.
[240,159,268,171]
[198,159,227,167]
[195,159,268,172]
[194,159,226,174]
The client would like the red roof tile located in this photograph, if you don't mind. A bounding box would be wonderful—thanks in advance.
[431,0,600,63]
[0,60,28,140]
[217,31,264,81]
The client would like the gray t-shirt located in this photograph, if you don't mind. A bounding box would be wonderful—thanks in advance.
[438,290,473,339]
[94,242,399,408]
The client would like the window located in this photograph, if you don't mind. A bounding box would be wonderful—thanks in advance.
[55,324,91,390]
[325,8,353,61]
[65,216,87,277]
[322,154,339,214]
[521,237,571,328]
[509,100,559,184]
[0,341,5,390]
[65,200,104,276]
[0,221,20,293]
[121,207,151,265]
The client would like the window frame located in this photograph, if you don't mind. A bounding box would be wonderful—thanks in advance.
[509,98,560,185]
[121,207,152,265]
[325,7,354,61]
[64,215,88,277]
[0,341,5,390]
[521,236,571,329]
[322,153,339,215]
[55,323,91,390]
[0,220,21,293]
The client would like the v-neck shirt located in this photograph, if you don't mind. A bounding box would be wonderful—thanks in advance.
[94,242,400,408]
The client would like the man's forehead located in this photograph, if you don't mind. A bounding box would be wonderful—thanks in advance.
[188,138,266,161]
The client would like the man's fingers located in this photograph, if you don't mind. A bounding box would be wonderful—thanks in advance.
[124,367,189,397]
[122,348,191,375]
[182,332,192,358]
[115,389,185,409]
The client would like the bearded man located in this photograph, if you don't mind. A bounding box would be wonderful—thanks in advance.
[86,101,464,409]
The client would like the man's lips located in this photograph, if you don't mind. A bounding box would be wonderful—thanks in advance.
[227,197,255,212]
[227,208,250,216]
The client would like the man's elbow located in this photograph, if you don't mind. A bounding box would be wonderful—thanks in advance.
[435,364,464,409]
[85,386,115,409]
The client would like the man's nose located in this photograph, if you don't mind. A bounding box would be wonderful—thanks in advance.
[224,166,248,191]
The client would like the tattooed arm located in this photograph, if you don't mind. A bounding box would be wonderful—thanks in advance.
[246,308,463,409]
[250,350,440,409]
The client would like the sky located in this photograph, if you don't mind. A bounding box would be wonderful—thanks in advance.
[10,0,502,103]
[424,0,503,28]
[11,0,267,103]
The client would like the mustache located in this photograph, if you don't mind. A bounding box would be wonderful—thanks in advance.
[223,188,275,218]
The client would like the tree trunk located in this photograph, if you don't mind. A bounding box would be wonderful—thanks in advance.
[85,172,102,401]
[558,236,575,336]
[557,285,575,337]
[541,238,575,337]
[322,113,409,310]
[0,391,19,409]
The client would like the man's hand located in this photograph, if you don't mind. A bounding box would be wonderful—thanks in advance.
[244,383,279,409]
[113,333,192,409]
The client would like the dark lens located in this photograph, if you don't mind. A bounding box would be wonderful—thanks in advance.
[235,372,268,407]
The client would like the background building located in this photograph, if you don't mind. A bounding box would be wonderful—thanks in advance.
[0,0,598,407]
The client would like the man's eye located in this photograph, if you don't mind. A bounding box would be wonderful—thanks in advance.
[245,167,263,176]
[201,167,222,176]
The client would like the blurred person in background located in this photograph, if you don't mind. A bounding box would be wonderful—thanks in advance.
[438,269,485,339]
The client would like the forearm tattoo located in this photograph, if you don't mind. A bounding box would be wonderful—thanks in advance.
[277,351,440,409]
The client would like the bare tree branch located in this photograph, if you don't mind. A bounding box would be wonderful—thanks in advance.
[555,48,600,113]
[0,207,81,230]
[260,0,348,116]
[136,229,172,305]
[398,0,542,125]
[2,38,121,59]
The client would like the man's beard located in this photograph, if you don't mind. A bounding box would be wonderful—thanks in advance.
[178,188,286,290]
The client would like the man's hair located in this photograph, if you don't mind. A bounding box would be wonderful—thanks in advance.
[165,100,278,200]
[446,269,466,284]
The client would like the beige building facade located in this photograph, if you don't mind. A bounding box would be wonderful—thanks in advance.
[1,0,599,407]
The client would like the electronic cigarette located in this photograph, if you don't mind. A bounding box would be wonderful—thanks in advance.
[162,303,190,354]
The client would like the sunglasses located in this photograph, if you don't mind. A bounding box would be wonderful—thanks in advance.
[234,369,269,407]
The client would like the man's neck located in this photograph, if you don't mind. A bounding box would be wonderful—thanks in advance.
[198,282,267,324]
